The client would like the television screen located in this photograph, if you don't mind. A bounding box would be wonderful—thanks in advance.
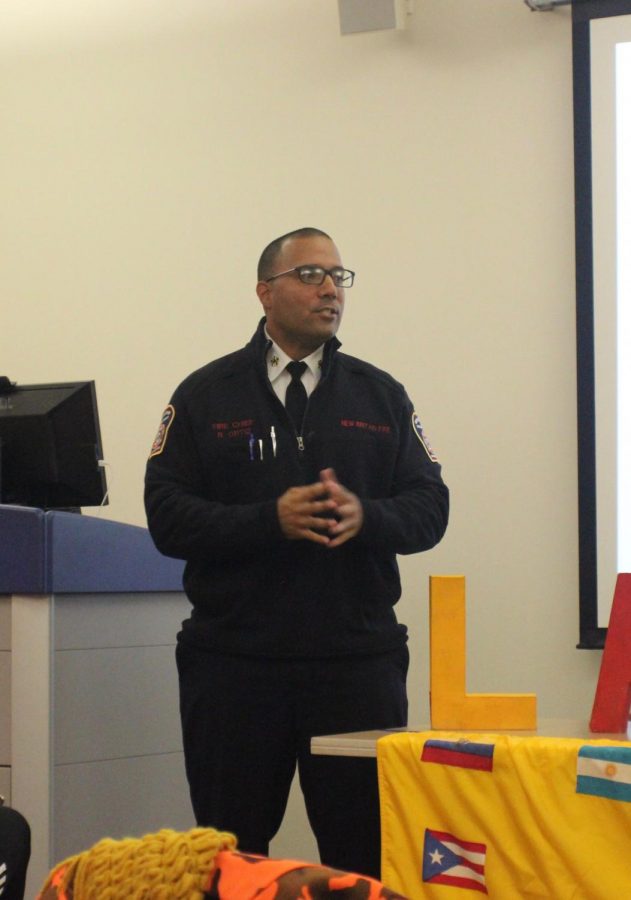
[0,379,108,510]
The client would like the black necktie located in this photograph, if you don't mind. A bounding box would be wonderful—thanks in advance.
[285,361,308,432]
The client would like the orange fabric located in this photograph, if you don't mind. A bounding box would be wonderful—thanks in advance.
[40,864,70,900]
[205,850,309,893]
[205,850,406,898]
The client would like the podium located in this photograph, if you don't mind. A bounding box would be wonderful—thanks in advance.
[0,505,192,897]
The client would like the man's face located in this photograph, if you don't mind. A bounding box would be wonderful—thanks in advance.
[256,235,346,359]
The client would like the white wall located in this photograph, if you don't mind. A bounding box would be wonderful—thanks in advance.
[1,0,601,859]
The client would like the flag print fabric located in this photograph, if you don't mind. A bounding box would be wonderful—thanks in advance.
[422,829,487,894]
[377,730,631,898]
[576,744,631,802]
[421,739,494,772]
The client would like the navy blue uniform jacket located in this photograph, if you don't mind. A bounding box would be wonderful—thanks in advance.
[144,319,449,658]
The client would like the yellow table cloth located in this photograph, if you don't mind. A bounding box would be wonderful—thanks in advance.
[377,730,631,899]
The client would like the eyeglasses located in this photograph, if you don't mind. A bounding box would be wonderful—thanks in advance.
[265,265,355,288]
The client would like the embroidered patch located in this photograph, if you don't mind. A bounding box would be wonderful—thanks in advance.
[211,419,254,439]
[149,405,175,458]
[340,419,391,435]
[412,412,439,462]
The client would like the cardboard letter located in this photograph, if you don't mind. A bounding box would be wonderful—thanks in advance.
[590,573,631,733]
[430,575,537,730]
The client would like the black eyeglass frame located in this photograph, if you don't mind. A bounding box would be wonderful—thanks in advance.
[265,265,355,288]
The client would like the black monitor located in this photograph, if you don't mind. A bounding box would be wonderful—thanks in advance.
[0,379,108,511]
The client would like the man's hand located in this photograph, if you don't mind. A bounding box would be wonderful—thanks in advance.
[277,471,364,547]
[319,468,364,548]
[277,483,339,545]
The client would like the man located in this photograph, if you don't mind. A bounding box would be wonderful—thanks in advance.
[144,227,448,878]
[0,801,30,900]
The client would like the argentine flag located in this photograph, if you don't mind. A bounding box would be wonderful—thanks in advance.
[577,745,631,802]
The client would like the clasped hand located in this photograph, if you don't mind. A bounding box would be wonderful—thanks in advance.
[277,468,363,548]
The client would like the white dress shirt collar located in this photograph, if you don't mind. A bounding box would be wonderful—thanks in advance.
[265,332,324,391]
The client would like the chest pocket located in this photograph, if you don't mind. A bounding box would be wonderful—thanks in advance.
[205,430,301,502]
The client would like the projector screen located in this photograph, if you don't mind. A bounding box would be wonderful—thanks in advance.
[574,2,631,646]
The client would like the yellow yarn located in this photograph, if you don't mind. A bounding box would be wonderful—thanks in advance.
[40,827,237,900]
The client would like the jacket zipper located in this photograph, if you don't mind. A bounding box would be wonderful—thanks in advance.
[260,341,330,456]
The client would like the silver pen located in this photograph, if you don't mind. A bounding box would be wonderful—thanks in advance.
[270,425,277,457]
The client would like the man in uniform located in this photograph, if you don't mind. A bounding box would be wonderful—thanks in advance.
[145,227,449,878]
[0,801,30,900]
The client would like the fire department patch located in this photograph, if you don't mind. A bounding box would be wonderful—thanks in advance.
[412,412,439,463]
[149,405,175,458]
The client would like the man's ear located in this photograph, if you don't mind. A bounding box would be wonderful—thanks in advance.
[256,280,271,312]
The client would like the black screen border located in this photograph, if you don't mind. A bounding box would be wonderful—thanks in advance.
[573,0,631,648]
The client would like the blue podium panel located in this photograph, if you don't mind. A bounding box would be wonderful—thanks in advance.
[0,505,184,593]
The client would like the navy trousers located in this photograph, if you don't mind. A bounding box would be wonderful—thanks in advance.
[176,642,408,879]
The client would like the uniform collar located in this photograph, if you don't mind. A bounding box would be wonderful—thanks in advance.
[248,317,340,376]
[264,327,324,386]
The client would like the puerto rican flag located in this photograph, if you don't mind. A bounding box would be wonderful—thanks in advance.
[422,829,488,894]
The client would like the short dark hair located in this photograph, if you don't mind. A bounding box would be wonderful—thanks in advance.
[257,227,332,281]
